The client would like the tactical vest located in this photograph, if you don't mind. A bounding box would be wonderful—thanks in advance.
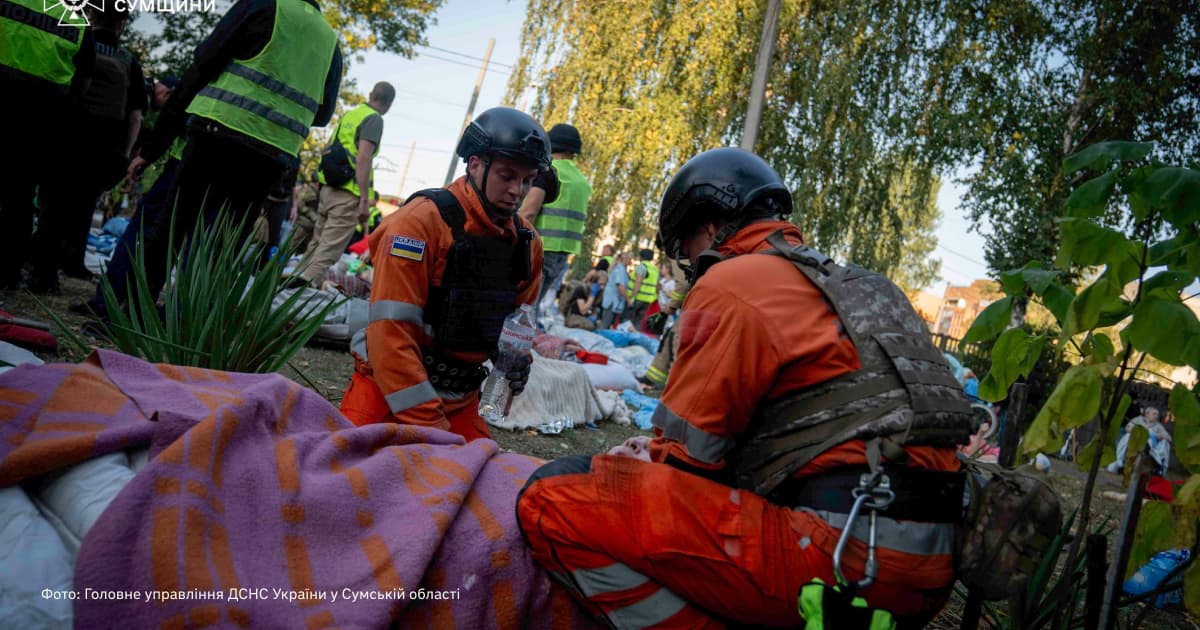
[81,41,130,121]
[186,0,336,157]
[535,158,590,254]
[728,230,973,497]
[627,261,659,304]
[0,0,85,93]
[319,103,379,198]
[408,189,532,355]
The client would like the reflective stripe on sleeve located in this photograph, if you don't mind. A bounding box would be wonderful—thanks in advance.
[350,329,368,360]
[651,403,734,464]
[369,300,424,325]
[572,564,688,630]
[572,563,649,596]
[384,381,439,414]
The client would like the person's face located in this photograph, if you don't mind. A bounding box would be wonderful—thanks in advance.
[607,436,651,461]
[602,245,614,256]
[153,83,172,109]
[373,98,392,115]
[1145,408,1160,422]
[468,154,539,215]
[680,222,718,267]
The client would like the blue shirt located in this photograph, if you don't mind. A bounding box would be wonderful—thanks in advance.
[602,264,629,312]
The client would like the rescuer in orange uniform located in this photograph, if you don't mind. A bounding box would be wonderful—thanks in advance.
[516,148,974,628]
[339,107,550,442]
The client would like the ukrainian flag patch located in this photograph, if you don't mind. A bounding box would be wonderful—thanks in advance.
[390,236,425,261]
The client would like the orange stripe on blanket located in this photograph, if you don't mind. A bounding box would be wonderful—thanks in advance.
[356,509,374,528]
[157,364,184,381]
[0,387,38,406]
[213,410,239,489]
[151,507,180,593]
[186,604,220,627]
[187,421,215,475]
[407,451,454,489]
[550,583,578,630]
[491,580,519,630]
[282,503,305,524]
[184,507,215,591]
[30,421,107,434]
[426,568,455,629]
[209,523,241,590]
[428,456,473,484]
[157,477,181,495]
[0,434,96,487]
[305,611,337,629]
[360,535,403,592]
[275,388,298,435]
[389,450,433,497]
[275,439,300,492]
[284,535,321,608]
[491,550,510,570]
[343,466,369,499]
[43,366,125,416]
[464,493,504,542]
[227,607,251,627]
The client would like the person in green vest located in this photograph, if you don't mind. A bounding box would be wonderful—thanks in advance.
[0,0,96,289]
[624,248,660,330]
[124,0,343,312]
[298,83,394,286]
[519,123,593,321]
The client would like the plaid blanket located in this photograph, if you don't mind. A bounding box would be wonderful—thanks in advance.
[0,350,592,629]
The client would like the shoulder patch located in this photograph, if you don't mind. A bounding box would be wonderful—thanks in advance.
[389,235,426,261]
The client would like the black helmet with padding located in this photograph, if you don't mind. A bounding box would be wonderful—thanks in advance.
[656,147,792,259]
[456,107,552,170]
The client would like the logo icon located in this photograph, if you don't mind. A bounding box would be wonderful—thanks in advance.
[44,0,103,27]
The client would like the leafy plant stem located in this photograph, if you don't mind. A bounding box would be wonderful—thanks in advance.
[1052,236,1150,628]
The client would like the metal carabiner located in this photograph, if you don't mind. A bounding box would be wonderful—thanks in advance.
[832,472,895,591]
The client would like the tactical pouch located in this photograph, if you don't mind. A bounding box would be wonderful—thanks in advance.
[955,458,1063,599]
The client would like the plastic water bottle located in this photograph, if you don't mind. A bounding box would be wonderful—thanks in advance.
[479,304,536,424]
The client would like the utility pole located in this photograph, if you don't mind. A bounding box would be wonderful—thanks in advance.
[444,38,495,185]
[397,140,416,198]
[740,0,781,151]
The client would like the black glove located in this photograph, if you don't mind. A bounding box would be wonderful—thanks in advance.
[504,352,533,396]
[646,311,668,335]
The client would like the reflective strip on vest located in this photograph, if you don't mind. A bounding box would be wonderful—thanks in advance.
[628,262,659,304]
[0,0,83,90]
[224,61,319,115]
[185,0,336,156]
[645,365,667,386]
[651,403,734,464]
[195,85,310,138]
[384,380,439,414]
[369,300,423,326]
[535,158,590,254]
[814,509,955,556]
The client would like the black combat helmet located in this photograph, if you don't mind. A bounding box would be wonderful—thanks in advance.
[656,147,792,259]
[456,107,552,171]
[547,123,583,155]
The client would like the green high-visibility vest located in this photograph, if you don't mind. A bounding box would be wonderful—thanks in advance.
[319,103,380,198]
[627,261,659,304]
[185,0,336,157]
[0,0,85,93]
[535,158,591,254]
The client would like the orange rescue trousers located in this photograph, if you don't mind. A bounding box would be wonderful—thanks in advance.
[339,372,492,442]
[516,455,955,629]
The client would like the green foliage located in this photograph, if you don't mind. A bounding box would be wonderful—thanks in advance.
[88,214,344,373]
[968,143,1200,618]
[509,0,943,290]
[1172,384,1200,473]
[962,296,1014,345]
[978,328,1045,402]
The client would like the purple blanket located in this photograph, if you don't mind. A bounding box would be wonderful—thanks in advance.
[0,350,592,629]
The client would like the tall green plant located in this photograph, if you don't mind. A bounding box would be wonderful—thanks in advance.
[963,141,1200,621]
[80,213,344,373]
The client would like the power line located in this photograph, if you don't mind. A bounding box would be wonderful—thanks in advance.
[418,51,510,77]
[392,88,464,109]
[380,142,454,155]
[418,44,515,69]
[935,243,988,267]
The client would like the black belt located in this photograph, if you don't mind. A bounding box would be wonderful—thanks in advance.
[422,349,488,394]
[779,466,964,524]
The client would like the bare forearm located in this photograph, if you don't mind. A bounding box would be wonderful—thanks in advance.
[125,111,143,157]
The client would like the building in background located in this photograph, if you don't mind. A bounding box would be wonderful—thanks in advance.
[933,279,1001,340]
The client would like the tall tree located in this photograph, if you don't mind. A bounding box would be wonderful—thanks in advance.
[509,0,944,288]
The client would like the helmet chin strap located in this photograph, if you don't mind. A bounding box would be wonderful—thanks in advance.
[689,220,743,283]
[467,156,515,219]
